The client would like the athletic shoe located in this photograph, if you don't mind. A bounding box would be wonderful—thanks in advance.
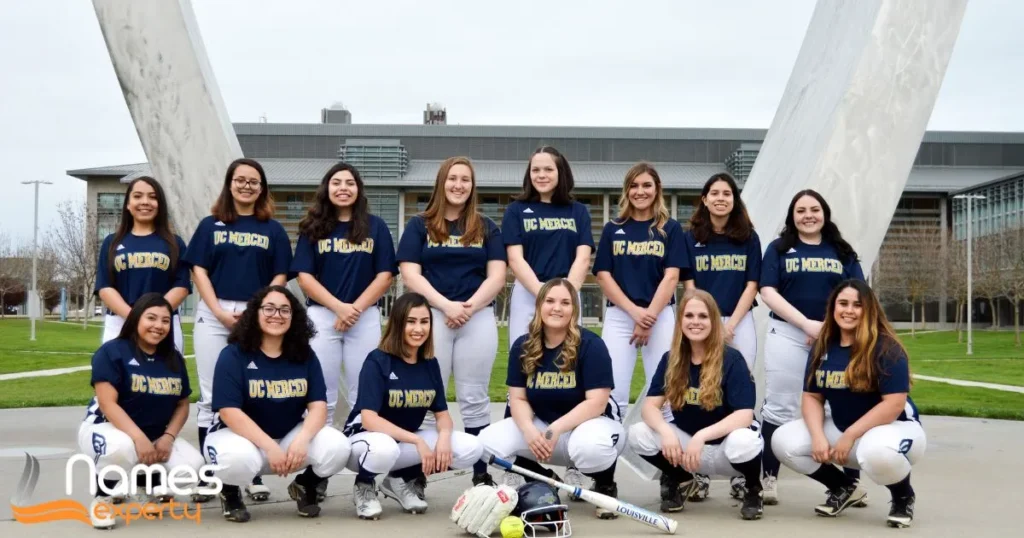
[109,493,126,505]
[472,472,496,487]
[659,475,686,513]
[316,479,328,503]
[90,495,116,529]
[220,486,251,523]
[815,482,867,517]
[564,465,588,502]
[762,475,779,505]
[380,475,428,514]
[287,477,323,518]
[502,471,526,489]
[688,473,710,502]
[411,473,427,500]
[730,476,747,500]
[593,482,619,519]
[246,476,270,502]
[887,495,915,528]
[740,488,764,520]
[826,485,869,507]
[353,481,382,520]
[191,480,216,503]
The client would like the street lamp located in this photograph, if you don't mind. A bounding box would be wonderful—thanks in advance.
[21,180,52,341]
[953,193,987,355]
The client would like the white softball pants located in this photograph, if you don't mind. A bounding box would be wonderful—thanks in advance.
[723,311,757,372]
[77,422,205,486]
[761,318,810,426]
[307,305,382,425]
[602,305,674,419]
[508,283,582,353]
[193,298,247,429]
[103,313,184,355]
[204,424,351,487]
[478,416,626,474]
[772,417,926,486]
[428,306,499,429]
[345,429,484,475]
[627,421,763,478]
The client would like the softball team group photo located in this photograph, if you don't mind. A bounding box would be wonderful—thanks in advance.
[81,146,924,532]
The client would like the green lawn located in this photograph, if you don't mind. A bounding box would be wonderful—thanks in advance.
[1,320,1022,420]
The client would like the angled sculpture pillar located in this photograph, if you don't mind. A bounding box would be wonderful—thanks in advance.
[92,0,242,240]
[621,0,967,480]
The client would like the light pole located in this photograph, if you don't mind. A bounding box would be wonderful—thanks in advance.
[954,193,986,355]
[21,180,52,341]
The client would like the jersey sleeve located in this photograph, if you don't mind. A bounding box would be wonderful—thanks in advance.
[506,337,527,388]
[592,224,614,275]
[94,235,114,293]
[877,341,911,394]
[182,218,212,269]
[723,350,755,410]
[803,349,822,393]
[428,359,449,413]
[501,204,523,246]
[373,218,399,274]
[291,233,317,275]
[759,241,781,288]
[484,218,507,262]
[306,350,328,403]
[580,335,614,391]
[354,353,388,413]
[178,353,193,399]
[575,203,595,248]
[212,347,245,411]
[90,343,122,387]
[171,236,193,292]
[646,353,669,398]
[396,216,426,264]
[746,232,763,282]
[271,221,293,277]
[664,220,689,270]
[846,258,865,281]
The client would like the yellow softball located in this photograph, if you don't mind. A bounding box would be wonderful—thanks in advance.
[500,515,525,538]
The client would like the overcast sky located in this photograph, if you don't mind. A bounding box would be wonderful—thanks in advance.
[1,0,1022,243]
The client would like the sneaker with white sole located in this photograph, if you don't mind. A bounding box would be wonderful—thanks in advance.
[246,476,270,502]
[503,471,526,489]
[815,482,867,517]
[887,495,915,528]
[353,481,382,520]
[593,482,619,519]
[380,475,428,514]
[762,475,779,505]
[688,474,710,502]
[730,476,747,500]
[564,466,588,502]
[90,496,116,529]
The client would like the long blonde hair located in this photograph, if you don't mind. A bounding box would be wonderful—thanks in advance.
[664,289,726,411]
[519,279,582,377]
[421,156,485,246]
[614,162,670,239]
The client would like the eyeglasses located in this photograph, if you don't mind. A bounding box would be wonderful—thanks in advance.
[259,305,292,318]
[233,178,262,189]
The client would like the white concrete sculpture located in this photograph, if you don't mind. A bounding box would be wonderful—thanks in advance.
[92,0,242,239]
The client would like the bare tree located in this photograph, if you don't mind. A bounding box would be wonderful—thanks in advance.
[998,226,1024,346]
[874,224,942,337]
[48,200,100,327]
[0,232,28,317]
[972,234,1003,330]
[944,236,968,341]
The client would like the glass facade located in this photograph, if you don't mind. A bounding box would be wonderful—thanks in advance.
[337,140,409,179]
[96,192,125,239]
[952,174,1024,239]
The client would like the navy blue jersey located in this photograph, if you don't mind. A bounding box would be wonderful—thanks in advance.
[647,347,754,444]
[85,338,191,441]
[291,216,397,307]
[759,238,864,322]
[344,349,447,435]
[593,218,687,308]
[804,340,919,432]
[182,215,293,301]
[502,201,594,283]
[682,230,762,316]
[507,329,616,425]
[396,214,506,302]
[94,233,192,309]
[210,344,327,440]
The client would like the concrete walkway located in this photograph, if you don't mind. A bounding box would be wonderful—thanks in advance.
[1,404,1022,537]
[0,366,92,381]
[912,374,1024,394]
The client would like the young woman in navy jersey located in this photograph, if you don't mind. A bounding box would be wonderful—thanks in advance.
[184,158,292,502]
[627,289,764,520]
[397,156,506,487]
[204,286,351,522]
[759,189,864,505]
[343,293,484,520]
[773,280,924,528]
[293,162,396,426]
[503,146,593,348]
[78,293,204,529]
[594,162,685,420]
[681,172,761,502]
[478,279,626,521]
[95,176,191,353]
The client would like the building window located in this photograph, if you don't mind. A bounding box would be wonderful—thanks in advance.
[367,191,400,239]
[96,192,124,239]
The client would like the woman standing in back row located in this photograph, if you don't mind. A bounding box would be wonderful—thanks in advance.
[184,158,293,502]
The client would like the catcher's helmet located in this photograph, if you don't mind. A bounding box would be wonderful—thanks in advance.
[513,482,571,537]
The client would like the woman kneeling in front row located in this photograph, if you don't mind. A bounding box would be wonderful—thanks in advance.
[628,289,765,520]
[772,279,924,528]
[204,286,352,522]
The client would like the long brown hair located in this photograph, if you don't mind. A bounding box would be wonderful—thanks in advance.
[379,292,435,361]
[210,158,275,223]
[519,279,581,377]
[664,289,726,411]
[688,173,754,244]
[106,176,180,287]
[298,162,370,243]
[613,162,670,239]
[420,157,485,246]
[806,279,909,392]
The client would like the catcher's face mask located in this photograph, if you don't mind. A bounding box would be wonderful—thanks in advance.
[519,504,571,538]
